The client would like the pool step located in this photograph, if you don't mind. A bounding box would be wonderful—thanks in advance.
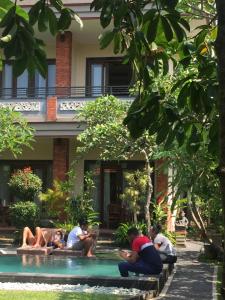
[0,236,14,248]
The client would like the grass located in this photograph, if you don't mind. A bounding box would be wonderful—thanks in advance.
[0,291,127,300]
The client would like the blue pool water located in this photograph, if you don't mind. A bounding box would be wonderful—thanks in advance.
[0,256,121,277]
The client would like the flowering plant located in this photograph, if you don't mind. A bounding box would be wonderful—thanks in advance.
[8,167,42,201]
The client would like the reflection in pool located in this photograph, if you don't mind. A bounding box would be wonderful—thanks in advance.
[0,255,120,277]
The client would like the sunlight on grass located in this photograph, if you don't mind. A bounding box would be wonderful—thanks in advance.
[0,290,125,300]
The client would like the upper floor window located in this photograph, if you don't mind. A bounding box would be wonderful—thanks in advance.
[0,60,55,99]
[86,58,132,97]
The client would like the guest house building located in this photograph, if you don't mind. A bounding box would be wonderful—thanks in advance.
[0,0,169,228]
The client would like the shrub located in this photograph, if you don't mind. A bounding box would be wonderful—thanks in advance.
[9,201,40,229]
[115,222,147,247]
[64,172,99,227]
[8,167,42,201]
[39,179,70,219]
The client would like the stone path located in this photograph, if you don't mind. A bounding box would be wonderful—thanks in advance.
[159,241,216,300]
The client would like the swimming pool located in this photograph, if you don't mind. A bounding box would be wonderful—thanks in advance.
[0,255,120,277]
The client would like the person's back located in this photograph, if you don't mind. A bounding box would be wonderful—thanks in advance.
[154,233,176,256]
[118,228,162,277]
[150,224,177,263]
[132,235,163,271]
[66,226,83,248]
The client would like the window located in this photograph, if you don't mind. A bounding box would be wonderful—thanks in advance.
[0,60,56,98]
[86,58,132,97]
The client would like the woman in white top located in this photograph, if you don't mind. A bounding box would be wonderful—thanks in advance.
[149,224,177,263]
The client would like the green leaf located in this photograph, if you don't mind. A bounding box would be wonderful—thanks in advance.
[167,14,186,42]
[186,125,201,153]
[0,6,15,28]
[189,82,201,113]
[156,121,170,144]
[99,30,115,49]
[164,129,176,149]
[38,7,48,32]
[46,7,57,35]
[143,8,157,23]
[178,18,190,32]
[177,83,190,108]
[100,4,112,28]
[13,55,28,77]
[29,1,42,25]
[113,32,121,54]
[171,75,193,93]
[147,15,159,43]
[49,0,64,11]
[33,48,47,78]
[57,8,71,30]
[16,6,29,22]
[161,16,173,42]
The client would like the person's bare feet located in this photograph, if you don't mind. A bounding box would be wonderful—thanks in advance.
[87,254,96,257]
[21,244,29,248]
[33,243,41,248]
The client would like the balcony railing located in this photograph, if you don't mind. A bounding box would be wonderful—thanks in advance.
[0,86,131,99]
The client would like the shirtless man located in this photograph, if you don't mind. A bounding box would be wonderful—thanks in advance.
[21,227,63,248]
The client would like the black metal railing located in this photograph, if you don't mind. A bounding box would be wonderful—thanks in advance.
[0,86,131,99]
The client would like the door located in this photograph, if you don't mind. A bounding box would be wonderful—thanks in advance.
[101,164,123,228]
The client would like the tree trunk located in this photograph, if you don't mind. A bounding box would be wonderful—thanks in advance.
[142,149,153,232]
[134,211,138,224]
[191,199,212,244]
[215,0,225,294]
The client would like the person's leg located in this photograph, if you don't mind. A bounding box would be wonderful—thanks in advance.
[21,227,35,247]
[33,227,45,247]
[83,237,95,257]
[118,260,160,277]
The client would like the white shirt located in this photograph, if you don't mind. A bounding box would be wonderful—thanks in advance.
[154,233,176,256]
[66,226,83,248]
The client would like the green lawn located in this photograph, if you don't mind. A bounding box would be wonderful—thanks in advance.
[0,291,126,300]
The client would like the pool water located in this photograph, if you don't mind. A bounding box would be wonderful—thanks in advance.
[0,256,121,277]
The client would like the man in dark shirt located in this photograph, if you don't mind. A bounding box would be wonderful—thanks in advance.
[118,227,163,277]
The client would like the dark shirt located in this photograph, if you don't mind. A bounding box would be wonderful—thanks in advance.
[132,235,163,271]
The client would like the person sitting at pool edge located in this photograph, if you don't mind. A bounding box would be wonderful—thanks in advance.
[150,224,177,264]
[66,218,96,257]
[21,227,65,249]
[118,227,163,277]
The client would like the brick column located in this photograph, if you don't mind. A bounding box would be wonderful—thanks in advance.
[56,31,72,95]
[155,159,168,203]
[52,138,69,181]
[46,96,57,121]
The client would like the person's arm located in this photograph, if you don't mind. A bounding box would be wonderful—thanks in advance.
[153,235,163,251]
[78,233,91,240]
[154,243,161,250]
[119,250,139,263]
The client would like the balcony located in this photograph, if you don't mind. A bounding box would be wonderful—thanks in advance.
[0,86,130,99]
[0,86,133,124]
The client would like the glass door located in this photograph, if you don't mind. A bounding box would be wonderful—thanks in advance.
[91,64,106,96]
[101,165,122,228]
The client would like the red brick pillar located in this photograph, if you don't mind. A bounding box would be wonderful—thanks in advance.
[46,96,57,121]
[155,159,168,203]
[52,138,69,181]
[56,31,72,96]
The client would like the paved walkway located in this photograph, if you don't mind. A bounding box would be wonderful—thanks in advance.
[159,241,216,300]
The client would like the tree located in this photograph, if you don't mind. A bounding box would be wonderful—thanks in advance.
[0,108,34,156]
[77,95,163,231]
[89,0,225,292]
[0,0,81,77]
